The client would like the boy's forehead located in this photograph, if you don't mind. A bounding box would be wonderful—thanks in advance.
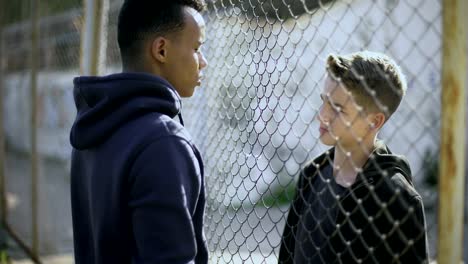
[185,7,206,40]
[187,8,205,26]
[323,77,351,100]
[322,76,366,112]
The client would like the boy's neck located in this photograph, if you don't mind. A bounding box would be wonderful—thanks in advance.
[332,137,376,187]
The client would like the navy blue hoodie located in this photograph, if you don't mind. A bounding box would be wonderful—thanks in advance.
[70,72,208,264]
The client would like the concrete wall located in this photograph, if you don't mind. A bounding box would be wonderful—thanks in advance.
[2,73,75,255]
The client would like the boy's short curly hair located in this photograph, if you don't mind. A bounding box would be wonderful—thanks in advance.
[118,0,206,65]
[326,51,407,119]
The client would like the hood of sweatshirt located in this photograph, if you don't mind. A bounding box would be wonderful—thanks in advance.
[360,140,412,184]
[312,140,413,186]
[70,72,182,150]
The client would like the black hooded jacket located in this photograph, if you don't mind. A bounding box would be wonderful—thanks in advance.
[70,72,208,264]
[279,141,429,263]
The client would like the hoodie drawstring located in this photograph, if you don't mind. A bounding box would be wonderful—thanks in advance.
[178,113,185,126]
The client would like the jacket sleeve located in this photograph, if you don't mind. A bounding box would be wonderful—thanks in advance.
[128,136,203,264]
[397,194,430,263]
[384,173,430,263]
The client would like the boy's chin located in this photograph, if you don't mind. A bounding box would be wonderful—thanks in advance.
[319,136,336,146]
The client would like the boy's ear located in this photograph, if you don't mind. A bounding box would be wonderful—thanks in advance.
[151,36,169,63]
[369,112,386,130]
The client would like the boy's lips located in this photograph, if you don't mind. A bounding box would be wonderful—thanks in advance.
[197,75,204,85]
[319,126,328,135]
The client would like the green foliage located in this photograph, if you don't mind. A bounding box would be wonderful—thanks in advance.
[0,224,8,264]
[259,181,296,208]
[0,251,9,264]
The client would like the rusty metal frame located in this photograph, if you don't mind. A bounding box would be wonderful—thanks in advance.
[0,0,43,263]
[0,0,7,226]
[438,0,467,263]
[0,0,108,262]
[81,0,109,76]
[29,0,40,259]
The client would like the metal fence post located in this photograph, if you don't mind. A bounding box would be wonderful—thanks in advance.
[438,0,467,263]
[30,0,40,259]
[0,0,6,229]
[81,0,109,76]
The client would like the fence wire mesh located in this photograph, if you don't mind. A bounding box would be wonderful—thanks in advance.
[182,0,444,263]
[0,0,466,263]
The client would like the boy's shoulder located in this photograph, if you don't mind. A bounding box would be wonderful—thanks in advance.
[387,172,422,200]
[300,142,416,189]
[364,141,413,182]
[365,142,422,200]
[129,112,191,140]
[301,150,332,177]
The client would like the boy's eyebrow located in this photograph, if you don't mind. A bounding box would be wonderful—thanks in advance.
[320,93,345,109]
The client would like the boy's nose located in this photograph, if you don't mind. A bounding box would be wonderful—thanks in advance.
[199,53,208,70]
[317,105,330,124]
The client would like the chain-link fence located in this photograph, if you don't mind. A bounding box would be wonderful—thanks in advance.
[184,0,447,262]
[0,0,467,263]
